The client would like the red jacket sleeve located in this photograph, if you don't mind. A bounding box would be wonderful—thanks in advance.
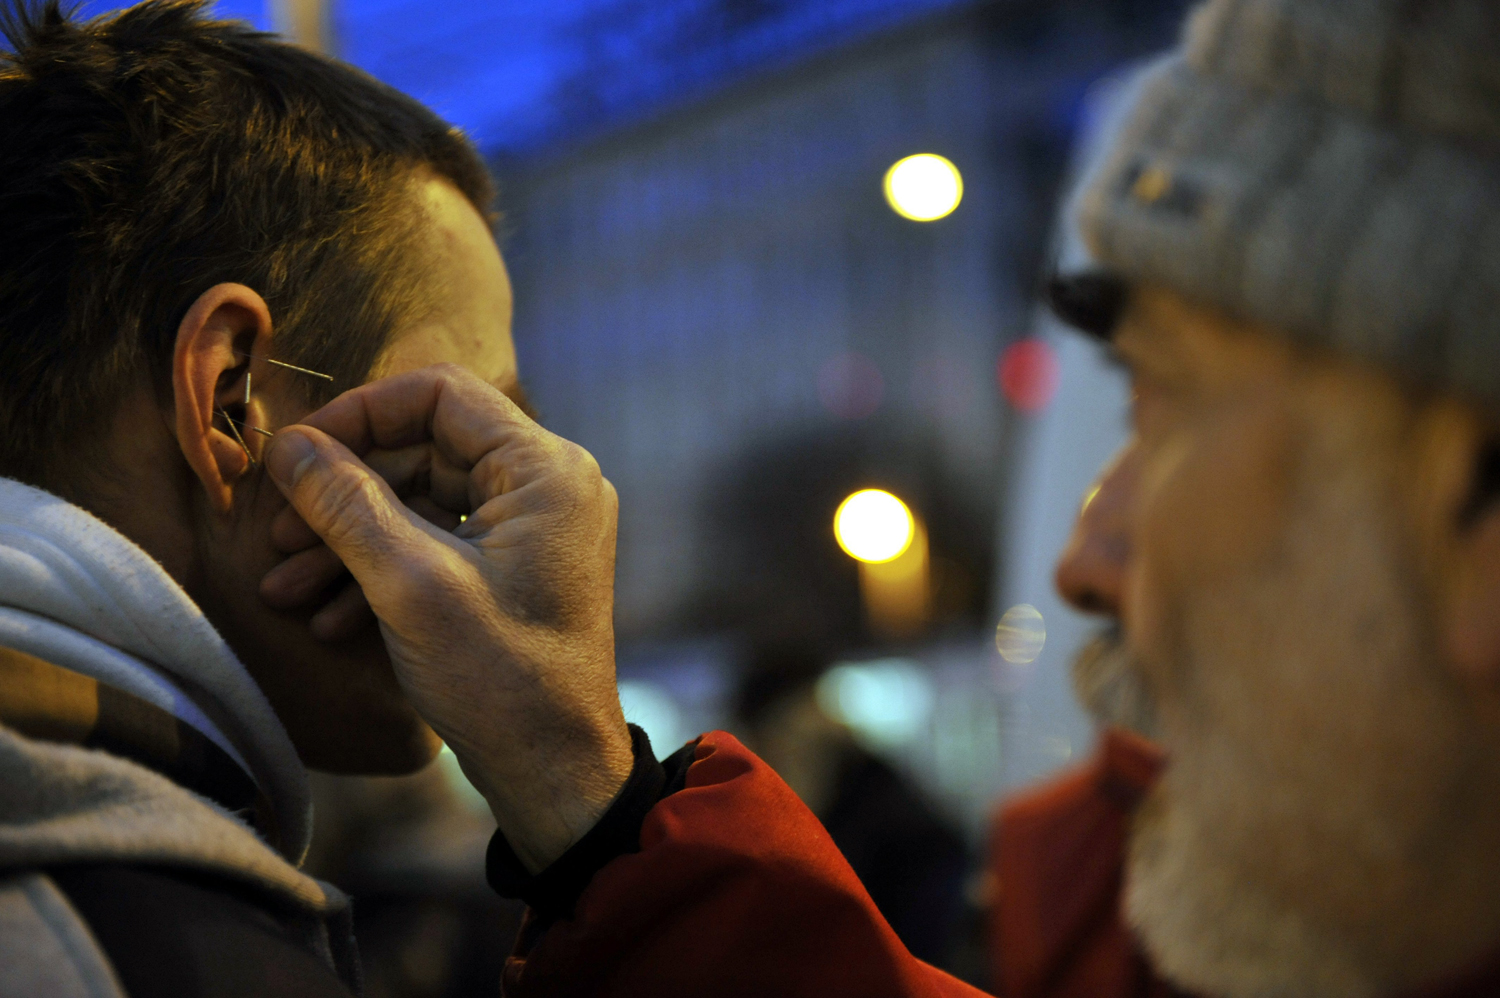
[501,730,987,998]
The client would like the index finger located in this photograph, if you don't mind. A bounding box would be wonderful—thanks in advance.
[298,364,538,472]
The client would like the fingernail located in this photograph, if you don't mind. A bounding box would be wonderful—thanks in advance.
[266,430,317,488]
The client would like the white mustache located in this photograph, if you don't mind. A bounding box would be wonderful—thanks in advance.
[1071,626,1158,738]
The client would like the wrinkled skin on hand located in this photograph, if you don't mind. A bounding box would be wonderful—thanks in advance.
[262,363,633,873]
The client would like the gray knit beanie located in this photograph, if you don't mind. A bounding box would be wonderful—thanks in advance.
[1075,0,1500,408]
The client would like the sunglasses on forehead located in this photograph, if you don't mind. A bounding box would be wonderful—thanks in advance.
[1045,269,1128,342]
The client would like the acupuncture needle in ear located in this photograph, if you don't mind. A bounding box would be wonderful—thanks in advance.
[244,370,251,406]
[234,351,334,382]
[266,358,334,381]
[222,413,273,438]
[217,407,257,467]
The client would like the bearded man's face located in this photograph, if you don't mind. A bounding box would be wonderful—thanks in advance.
[1055,286,1500,998]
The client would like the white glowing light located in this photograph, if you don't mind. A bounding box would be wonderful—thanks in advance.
[618,680,685,752]
[834,489,915,563]
[995,604,1047,665]
[816,658,934,749]
[883,153,963,222]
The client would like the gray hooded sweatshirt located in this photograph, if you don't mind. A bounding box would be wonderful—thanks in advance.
[0,478,359,997]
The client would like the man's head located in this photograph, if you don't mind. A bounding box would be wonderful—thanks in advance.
[1051,0,1500,993]
[1058,286,1500,996]
[0,0,520,773]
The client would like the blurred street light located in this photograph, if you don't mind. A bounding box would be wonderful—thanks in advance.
[883,153,963,221]
[816,658,934,749]
[837,489,930,638]
[998,337,1061,413]
[835,489,915,563]
[861,520,930,639]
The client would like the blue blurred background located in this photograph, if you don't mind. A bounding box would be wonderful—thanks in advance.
[74,0,1188,987]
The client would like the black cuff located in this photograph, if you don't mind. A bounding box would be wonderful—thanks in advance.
[485,725,697,919]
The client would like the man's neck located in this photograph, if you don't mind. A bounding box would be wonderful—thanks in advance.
[70,383,203,590]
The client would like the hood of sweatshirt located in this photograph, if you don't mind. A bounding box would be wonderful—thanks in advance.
[0,477,310,862]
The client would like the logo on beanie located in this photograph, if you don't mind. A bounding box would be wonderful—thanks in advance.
[1122,158,1202,218]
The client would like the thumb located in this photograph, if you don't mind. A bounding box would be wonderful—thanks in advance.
[265,426,428,584]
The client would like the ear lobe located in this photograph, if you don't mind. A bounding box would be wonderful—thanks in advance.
[173,283,273,514]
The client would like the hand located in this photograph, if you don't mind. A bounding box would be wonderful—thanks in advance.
[260,364,633,872]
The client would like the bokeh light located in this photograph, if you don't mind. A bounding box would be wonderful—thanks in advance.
[995,603,1046,664]
[883,153,963,221]
[816,658,934,749]
[998,338,1061,413]
[618,679,686,751]
[834,489,915,563]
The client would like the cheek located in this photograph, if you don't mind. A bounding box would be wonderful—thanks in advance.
[1125,401,1299,677]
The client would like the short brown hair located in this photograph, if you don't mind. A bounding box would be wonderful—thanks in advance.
[0,0,494,485]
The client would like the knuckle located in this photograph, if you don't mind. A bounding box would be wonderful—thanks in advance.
[558,440,603,484]
[429,360,469,383]
[572,440,602,472]
[541,447,606,512]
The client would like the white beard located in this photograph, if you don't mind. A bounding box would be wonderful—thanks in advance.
[1125,786,1382,998]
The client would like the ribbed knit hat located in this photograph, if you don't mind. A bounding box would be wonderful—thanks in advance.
[1074,0,1500,408]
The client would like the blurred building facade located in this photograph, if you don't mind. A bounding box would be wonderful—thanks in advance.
[497,0,1185,835]
[504,14,1010,640]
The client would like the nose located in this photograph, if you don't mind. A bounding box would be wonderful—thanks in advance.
[1055,445,1138,616]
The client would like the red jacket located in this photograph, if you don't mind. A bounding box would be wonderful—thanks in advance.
[989,728,1183,998]
[501,730,1500,998]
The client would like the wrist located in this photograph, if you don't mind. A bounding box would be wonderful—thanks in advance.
[472,719,635,874]
[487,724,689,918]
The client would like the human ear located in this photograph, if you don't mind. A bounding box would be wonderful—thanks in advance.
[172,283,272,514]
